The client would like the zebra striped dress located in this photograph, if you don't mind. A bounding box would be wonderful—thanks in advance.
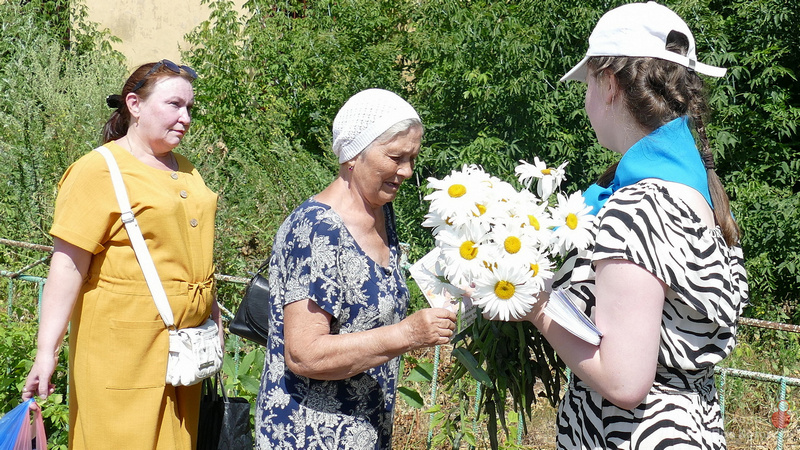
[553,180,749,449]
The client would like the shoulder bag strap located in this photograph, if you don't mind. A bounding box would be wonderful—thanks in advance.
[94,146,176,329]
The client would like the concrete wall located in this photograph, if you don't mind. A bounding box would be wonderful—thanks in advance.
[84,0,246,69]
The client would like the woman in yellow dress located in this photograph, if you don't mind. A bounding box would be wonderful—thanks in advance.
[21,59,222,449]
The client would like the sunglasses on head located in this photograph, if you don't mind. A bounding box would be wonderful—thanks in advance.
[131,59,198,93]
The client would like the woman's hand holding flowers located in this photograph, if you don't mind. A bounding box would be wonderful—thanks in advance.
[400,308,457,348]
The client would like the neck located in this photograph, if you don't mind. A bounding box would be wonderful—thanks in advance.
[317,176,383,219]
[610,106,650,155]
[119,134,177,171]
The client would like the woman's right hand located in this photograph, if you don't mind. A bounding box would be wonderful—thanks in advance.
[22,352,57,401]
[400,308,457,349]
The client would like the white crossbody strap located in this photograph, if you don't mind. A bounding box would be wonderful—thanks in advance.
[95,146,176,328]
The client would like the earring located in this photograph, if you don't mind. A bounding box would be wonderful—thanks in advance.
[348,165,354,171]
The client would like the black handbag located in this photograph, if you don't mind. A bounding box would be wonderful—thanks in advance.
[229,263,270,346]
[197,373,253,450]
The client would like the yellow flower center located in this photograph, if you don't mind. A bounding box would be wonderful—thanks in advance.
[530,263,539,277]
[459,241,478,260]
[473,203,487,217]
[504,236,521,254]
[566,213,579,230]
[448,184,467,198]
[541,168,552,175]
[494,280,515,300]
[528,215,540,230]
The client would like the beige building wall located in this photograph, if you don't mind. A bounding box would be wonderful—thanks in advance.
[84,0,247,69]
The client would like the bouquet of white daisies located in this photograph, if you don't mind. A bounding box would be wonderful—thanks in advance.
[420,158,595,322]
[414,159,597,447]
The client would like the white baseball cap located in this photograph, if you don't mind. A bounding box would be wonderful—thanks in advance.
[561,1,726,82]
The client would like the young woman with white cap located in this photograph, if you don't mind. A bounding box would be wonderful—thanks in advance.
[522,2,749,448]
[255,88,456,449]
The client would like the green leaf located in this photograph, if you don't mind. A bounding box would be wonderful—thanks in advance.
[238,374,261,396]
[397,386,425,409]
[405,362,434,383]
[424,404,442,414]
[240,348,257,370]
[452,347,494,389]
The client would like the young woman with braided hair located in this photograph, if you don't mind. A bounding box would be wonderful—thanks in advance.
[520,3,749,448]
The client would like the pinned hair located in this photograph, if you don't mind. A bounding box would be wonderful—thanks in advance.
[101,60,196,143]
[105,94,124,110]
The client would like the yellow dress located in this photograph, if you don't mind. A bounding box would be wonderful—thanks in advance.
[50,141,218,450]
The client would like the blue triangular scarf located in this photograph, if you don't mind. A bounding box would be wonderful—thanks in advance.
[582,116,712,215]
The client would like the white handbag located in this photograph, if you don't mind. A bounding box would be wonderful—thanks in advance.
[96,146,222,387]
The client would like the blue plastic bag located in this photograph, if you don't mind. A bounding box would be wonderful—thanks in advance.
[0,399,46,450]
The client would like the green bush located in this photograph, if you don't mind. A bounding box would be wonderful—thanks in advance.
[0,2,125,247]
[0,2,124,447]
[1,0,799,447]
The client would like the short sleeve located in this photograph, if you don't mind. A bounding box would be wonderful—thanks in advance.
[591,186,675,286]
[279,206,344,318]
[49,151,119,254]
[591,182,747,325]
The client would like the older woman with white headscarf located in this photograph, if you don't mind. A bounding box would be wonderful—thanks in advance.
[255,89,456,449]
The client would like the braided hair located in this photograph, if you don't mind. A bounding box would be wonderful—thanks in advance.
[589,31,740,246]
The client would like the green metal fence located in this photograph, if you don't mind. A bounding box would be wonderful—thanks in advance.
[2,238,798,448]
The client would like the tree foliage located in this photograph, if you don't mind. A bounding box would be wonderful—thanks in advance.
[0,1,125,447]
[1,0,798,447]
[180,2,798,443]
[0,0,125,246]
[705,0,800,316]
[180,0,800,314]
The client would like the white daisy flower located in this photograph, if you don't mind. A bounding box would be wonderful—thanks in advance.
[549,191,595,255]
[503,189,554,246]
[472,261,541,321]
[485,175,519,201]
[436,222,490,286]
[514,158,546,189]
[421,211,454,237]
[526,249,555,293]
[484,223,540,268]
[515,158,569,199]
[426,165,493,219]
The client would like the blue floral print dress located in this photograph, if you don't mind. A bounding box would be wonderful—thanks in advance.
[256,198,409,450]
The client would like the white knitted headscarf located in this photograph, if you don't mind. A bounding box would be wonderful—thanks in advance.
[332,88,421,164]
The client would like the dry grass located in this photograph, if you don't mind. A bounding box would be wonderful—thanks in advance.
[392,348,800,449]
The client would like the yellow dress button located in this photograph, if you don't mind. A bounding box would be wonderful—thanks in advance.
[180,190,188,199]
[190,219,198,227]
[171,173,179,180]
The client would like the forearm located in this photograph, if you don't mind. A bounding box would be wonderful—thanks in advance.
[529,307,607,390]
[534,310,657,409]
[284,299,454,381]
[530,261,665,409]
[287,322,411,380]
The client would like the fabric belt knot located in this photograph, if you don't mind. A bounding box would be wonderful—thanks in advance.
[188,277,214,305]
